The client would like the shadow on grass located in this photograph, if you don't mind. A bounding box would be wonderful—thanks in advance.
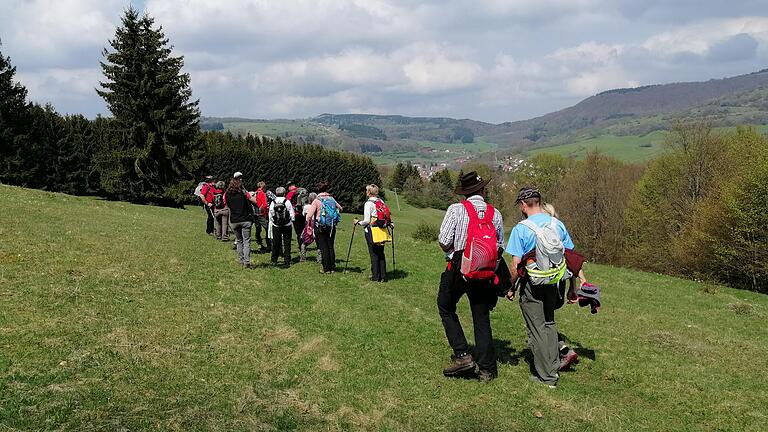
[492,335,596,374]
[492,339,529,367]
[388,269,409,280]
[341,266,364,274]
[560,333,596,361]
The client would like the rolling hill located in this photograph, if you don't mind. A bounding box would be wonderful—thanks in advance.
[2,184,767,430]
[202,69,768,166]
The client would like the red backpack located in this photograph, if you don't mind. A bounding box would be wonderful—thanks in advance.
[459,201,498,280]
[374,199,392,227]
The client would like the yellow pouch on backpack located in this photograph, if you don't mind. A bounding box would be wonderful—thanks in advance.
[370,226,392,245]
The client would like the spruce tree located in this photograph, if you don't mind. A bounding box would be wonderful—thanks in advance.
[0,40,31,185]
[97,8,200,205]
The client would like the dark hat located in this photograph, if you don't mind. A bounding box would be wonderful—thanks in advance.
[515,186,541,203]
[455,171,491,195]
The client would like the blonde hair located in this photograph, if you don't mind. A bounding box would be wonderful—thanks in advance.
[366,184,379,197]
[542,203,559,218]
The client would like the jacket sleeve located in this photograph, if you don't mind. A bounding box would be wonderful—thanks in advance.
[493,208,505,249]
[305,200,318,223]
[438,205,458,250]
[200,184,211,204]
[359,201,374,226]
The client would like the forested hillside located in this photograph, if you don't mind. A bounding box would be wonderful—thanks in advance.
[210,69,768,166]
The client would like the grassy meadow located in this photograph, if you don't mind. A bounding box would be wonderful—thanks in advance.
[1,185,767,431]
[528,131,668,163]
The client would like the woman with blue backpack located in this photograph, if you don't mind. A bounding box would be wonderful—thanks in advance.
[306,181,342,273]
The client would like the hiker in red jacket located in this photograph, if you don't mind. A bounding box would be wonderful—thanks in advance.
[198,176,215,235]
[253,181,271,252]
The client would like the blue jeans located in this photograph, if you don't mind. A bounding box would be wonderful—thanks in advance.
[231,221,252,265]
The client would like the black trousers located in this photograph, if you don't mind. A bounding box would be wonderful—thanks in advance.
[271,225,293,265]
[254,214,271,249]
[365,228,386,281]
[293,217,306,248]
[437,253,498,374]
[203,205,214,234]
[315,225,337,272]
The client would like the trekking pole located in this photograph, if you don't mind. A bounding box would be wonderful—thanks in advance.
[343,223,357,273]
[390,224,396,271]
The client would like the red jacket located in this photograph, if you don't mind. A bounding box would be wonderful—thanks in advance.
[255,189,268,211]
[200,183,215,204]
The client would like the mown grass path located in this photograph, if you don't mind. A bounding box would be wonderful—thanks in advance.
[1,185,766,431]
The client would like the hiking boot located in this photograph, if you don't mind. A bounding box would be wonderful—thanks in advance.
[442,353,476,377]
[559,350,579,371]
[478,369,496,384]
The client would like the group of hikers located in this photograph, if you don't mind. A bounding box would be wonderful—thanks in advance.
[195,170,600,387]
[194,172,393,279]
[437,171,600,386]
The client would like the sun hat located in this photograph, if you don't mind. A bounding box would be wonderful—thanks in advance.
[454,171,490,195]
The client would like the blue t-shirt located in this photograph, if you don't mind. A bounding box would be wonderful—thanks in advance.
[505,213,574,258]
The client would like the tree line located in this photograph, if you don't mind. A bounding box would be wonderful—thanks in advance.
[0,8,380,211]
[389,124,768,294]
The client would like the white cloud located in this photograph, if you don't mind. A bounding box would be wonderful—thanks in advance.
[642,16,768,58]
[1,0,122,66]
[2,0,768,121]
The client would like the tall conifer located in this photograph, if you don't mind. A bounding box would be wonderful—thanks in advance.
[97,8,200,204]
[0,41,31,185]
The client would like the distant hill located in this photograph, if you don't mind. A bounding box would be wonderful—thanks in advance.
[203,69,768,166]
[484,69,768,148]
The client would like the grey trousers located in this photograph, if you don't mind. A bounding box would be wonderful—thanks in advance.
[214,208,230,240]
[520,281,560,385]
[231,221,252,265]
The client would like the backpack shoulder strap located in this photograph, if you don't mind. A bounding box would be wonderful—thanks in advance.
[460,201,479,223]
[481,204,494,223]
[520,219,541,234]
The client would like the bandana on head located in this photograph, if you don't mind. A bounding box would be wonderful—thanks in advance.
[516,187,541,203]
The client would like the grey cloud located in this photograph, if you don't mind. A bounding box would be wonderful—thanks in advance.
[3,0,768,123]
[707,33,759,62]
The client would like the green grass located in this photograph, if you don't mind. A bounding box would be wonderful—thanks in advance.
[2,185,768,430]
[531,125,768,164]
[529,131,668,163]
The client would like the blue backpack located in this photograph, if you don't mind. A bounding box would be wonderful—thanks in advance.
[317,197,341,228]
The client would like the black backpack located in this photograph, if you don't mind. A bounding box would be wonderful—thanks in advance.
[213,191,226,210]
[273,198,291,226]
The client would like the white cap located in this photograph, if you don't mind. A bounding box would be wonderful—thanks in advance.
[233,171,243,178]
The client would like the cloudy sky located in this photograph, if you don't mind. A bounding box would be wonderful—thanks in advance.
[2,0,768,123]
